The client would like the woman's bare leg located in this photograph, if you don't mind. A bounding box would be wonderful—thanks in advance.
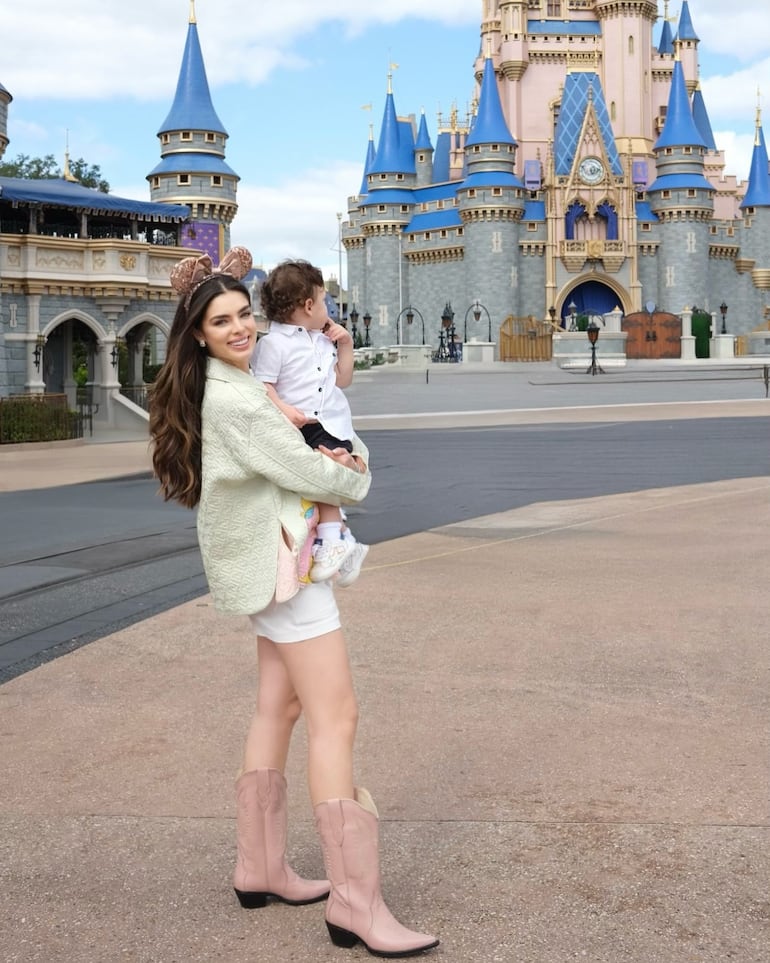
[241,635,302,775]
[275,627,358,804]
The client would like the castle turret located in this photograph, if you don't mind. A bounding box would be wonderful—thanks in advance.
[459,56,525,322]
[676,0,700,93]
[740,109,770,303]
[414,111,434,189]
[358,76,417,342]
[647,54,714,311]
[147,0,238,260]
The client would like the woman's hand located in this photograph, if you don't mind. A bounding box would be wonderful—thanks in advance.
[318,445,364,472]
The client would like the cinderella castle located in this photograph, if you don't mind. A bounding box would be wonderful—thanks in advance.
[1,0,769,425]
[343,0,770,363]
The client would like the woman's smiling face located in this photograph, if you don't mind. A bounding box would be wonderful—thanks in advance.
[195,289,257,371]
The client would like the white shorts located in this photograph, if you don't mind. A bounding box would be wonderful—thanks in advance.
[248,582,340,643]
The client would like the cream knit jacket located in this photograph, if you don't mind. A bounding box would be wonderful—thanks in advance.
[197,357,371,614]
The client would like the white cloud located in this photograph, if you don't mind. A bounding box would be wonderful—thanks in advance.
[2,0,478,100]
[230,161,361,281]
[692,3,770,62]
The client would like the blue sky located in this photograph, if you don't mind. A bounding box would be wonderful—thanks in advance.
[3,1,769,282]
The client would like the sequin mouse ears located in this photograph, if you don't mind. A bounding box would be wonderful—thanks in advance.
[170,246,253,308]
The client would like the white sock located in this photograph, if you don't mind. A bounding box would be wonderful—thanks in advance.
[317,522,343,543]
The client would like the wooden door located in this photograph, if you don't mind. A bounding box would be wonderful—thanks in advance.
[622,311,681,359]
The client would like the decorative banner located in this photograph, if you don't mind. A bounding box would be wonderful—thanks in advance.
[632,160,648,186]
[524,159,542,190]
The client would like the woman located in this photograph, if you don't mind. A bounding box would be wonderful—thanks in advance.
[149,247,438,958]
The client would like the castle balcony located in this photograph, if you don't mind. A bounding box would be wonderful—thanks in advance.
[0,235,188,302]
[559,239,625,274]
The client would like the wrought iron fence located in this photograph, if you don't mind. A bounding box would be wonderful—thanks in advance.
[0,394,86,444]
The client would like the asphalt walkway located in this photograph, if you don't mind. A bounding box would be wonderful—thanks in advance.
[0,364,767,962]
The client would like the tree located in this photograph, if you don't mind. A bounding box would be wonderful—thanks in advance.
[0,153,110,192]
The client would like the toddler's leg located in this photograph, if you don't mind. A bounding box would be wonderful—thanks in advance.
[310,504,355,582]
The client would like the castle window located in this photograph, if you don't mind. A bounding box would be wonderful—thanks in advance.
[178,174,190,185]
[421,203,429,212]
[662,190,671,198]
[610,101,616,121]
[527,223,537,232]
[547,1,562,15]
[492,188,502,196]
[161,134,170,145]
[664,148,673,155]
[628,36,634,55]
[396,174,404,181]
[378,205,386,212]
[727,227,735,237]
[744,206,756,216]
[152,177,160,189]
[440,230,448,238]
[710,226,718,234]
[211,175,222,187]
[457,227,464,236]
[400,205,409,213]
[418,153,425,162]
[491,144,500,152]
[424,232,431,240]
[181,131,193,141]
[687,189,696,197]
[467,189,477,198]
[205,133,216,143]
[473,146,481,153]
[641,223,651,232]
[379,174,387,180]
[683,146,692,154]
[437,200,445,209]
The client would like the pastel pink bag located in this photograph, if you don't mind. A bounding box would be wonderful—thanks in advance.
[274,501,320,603]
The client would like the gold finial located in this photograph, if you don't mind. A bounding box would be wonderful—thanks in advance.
[756,87,763,145]
[189,0,196,24]
[63,130,78,182]
[387,62,398,96]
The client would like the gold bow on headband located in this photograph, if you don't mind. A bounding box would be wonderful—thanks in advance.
[170,246,253,306]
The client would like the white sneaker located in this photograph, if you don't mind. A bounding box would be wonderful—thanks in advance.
[336,542,370,588]
[309,539,355,582]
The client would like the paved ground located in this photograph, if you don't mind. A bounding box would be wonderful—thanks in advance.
[0,363,768,962]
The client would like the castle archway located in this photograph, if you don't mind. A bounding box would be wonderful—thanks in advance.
[555,278,627,327]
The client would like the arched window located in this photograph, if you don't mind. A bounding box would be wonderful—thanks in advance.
[628,36,634,55]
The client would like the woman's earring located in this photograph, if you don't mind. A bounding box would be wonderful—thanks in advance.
[199,339,206,348]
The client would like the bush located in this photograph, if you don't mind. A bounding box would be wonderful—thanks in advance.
[0,395,82,444]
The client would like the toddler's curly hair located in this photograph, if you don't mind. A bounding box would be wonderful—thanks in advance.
[259,259,325,323]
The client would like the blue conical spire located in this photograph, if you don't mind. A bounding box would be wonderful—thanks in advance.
[741,116,770,208]
[415,110,433,151]
[655,58,707,150]
[677,1,699,42]
[369,76,414,175]
[691,86,717,151]
[658,19,674,55]
[158,10,226,135]
[465,58,516,147]
[359,126,376,195]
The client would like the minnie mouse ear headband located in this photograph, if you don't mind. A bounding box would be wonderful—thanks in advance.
[170,246,253,308]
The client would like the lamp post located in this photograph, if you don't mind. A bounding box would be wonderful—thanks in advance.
[397,305,425,345]
[568,300,578,331]
[719,301,728,335]
[586,319,605,376]
[33,333,46,372]
[362,311,371,348]
[463,300,492,343]
[111,336,124,369]
[548,305,557,328]
[349,306,359,347]
[437,302,457,361]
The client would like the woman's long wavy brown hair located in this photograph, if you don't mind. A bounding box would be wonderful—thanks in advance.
[149,274,250,508]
